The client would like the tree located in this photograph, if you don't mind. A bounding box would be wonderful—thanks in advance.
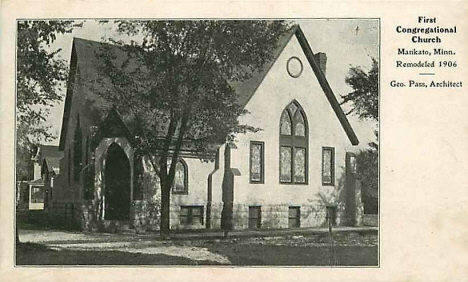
[341,57,378,121]
[94,20,290,236]
[16,20,82,177]
[357,139,379,214]
[16,20,81,243]
[341,57,379,214]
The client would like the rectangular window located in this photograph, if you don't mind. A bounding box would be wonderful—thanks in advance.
[68,148,71,184]
[180,206,204,225]
[288,207,301,228]
[280,146,292,183]
[248,206,262,229]
[31,186,44,203]
[350,155,357,174]
[250,141,264,183]
[85,136,90,166]
[180,206,190,225]
[322,147,335,185]
[293,148,306,183]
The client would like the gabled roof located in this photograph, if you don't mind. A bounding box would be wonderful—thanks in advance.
[231,25,299,107]
[295,27,359,145]
[40,145,63,159]
[59,24,359,150]
[230,25,359,145]
[33,145,63,161]
[43,157,61,175]
[34,145,63,175]
[94,107,135,145]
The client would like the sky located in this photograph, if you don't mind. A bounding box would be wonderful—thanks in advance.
[41,19,379,148]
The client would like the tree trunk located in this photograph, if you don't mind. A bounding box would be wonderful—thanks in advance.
[160,181,171,238]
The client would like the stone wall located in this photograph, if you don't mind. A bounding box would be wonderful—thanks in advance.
[208,202,223,229]
[48,201,82,230]
[132,200,160,231]
[230,203,330,230]
[363,214,378,227]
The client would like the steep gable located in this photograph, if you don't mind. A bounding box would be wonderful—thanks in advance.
[231,25,299,107]
[240,26,359,145]
[294,27,359,145]
[59,24,358,151]
[59,38,138,150]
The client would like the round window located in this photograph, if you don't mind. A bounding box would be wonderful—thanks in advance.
[287,56,303,78]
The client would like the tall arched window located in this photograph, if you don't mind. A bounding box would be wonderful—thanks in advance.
[73,114,82,182]
[279,101,308,184]
[172,159,188,194]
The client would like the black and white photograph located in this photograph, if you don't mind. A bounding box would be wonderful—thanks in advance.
[15,19,379,266]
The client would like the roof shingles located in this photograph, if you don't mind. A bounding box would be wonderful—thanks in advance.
[59,24,358,149]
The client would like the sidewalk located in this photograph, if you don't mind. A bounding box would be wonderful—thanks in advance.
[170,226,378,240]
[19,225,378,245]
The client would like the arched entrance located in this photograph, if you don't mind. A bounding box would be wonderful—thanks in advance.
[104,143,131,220]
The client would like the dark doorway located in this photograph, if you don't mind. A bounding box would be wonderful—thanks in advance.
[104,143,131,220]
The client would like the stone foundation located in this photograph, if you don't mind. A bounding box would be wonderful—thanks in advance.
[208,202,223,229]
[229,203,346,230]
[363,214,378,227]
[51,198,358,232]
[132,200,160,231]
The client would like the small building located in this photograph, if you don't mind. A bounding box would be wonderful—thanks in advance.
[25,145,63,210]
[53,24,364,232]
[27,178,45,210]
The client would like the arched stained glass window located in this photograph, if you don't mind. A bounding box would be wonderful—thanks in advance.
[172,159,188,194]
[280,111,292,136]
[295,111,306,137]
[73,114,82,183]
[279,101,308,184]
[250,141,264,183]
[294,148,306,183]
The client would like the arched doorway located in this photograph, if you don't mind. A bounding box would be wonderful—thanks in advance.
[104,143,131,220]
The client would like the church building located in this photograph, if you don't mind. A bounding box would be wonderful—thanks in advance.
[52,24,364,232]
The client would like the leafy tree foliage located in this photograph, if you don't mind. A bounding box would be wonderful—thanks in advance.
[341,57,379,214]
[16,20,81,244]
[357,131,379,214]
[341,57,378,121]
[16,20,81,180]
[95,20,290,235]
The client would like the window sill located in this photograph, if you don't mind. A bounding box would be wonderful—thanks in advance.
[279,182,309,185]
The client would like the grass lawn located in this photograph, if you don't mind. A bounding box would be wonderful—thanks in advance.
[16,210,378,266]
[207,244,378,266]
[16,243,219,265]
[16,241,377,266]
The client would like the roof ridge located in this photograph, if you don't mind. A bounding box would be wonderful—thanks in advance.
[60,24,359,149]
[235,24,299,107]
[295,26,359,145]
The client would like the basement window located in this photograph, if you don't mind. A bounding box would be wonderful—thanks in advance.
[248,206,262,229]
[180,206,204,225]
[288,207,301,228]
